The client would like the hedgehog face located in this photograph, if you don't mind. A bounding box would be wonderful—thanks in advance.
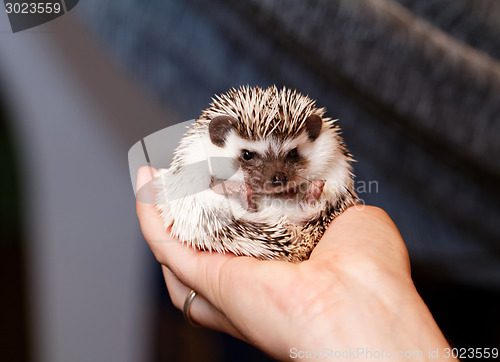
[208,114,322,196]
[236,139,307,195]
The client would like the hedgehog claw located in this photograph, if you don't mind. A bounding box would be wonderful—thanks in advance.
[240,183,257,212]
[210,178,240,196]
[211,179,257,212]
[302,180,325,205]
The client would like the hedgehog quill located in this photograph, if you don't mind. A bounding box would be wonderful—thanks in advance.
[156,86,357,262]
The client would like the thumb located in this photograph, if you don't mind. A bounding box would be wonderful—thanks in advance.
[136,166,159,204]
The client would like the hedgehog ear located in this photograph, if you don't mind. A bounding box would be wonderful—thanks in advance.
[209,115,237,147]
[305,114,322,141]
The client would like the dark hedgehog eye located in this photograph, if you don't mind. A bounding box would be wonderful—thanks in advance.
[241,149,255,161]
[287,147,299,159]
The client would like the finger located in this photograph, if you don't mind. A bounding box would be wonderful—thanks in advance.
[136,165,158,189]
[136,167,177,253]
[136,166,227,306]
[311,205,400,253]
[309,205,410,274]
[153,236,242,306]
[136,166,160,203]
[136,167,250,341]
[136,166,291,317]
[162,266,249,342]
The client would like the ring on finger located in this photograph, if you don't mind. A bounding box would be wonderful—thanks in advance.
[183,289,201,327]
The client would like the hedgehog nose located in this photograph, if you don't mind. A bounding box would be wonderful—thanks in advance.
[272,172,288,185]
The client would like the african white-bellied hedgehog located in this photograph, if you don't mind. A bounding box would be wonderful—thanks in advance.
[155,86,357,262]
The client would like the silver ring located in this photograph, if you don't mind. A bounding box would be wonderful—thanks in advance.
[183,289,199,327]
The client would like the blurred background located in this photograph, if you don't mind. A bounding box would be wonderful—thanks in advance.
[1,0,499,361]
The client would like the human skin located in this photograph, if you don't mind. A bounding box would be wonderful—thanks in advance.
[136,167,455,361]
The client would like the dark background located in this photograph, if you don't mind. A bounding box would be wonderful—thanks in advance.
[1,0,499,361]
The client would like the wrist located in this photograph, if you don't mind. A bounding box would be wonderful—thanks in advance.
[286,272,452,360]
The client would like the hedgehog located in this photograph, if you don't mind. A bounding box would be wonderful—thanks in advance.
[155,86,357,262]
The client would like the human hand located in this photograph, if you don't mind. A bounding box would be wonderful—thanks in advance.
[136,166,453,360]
